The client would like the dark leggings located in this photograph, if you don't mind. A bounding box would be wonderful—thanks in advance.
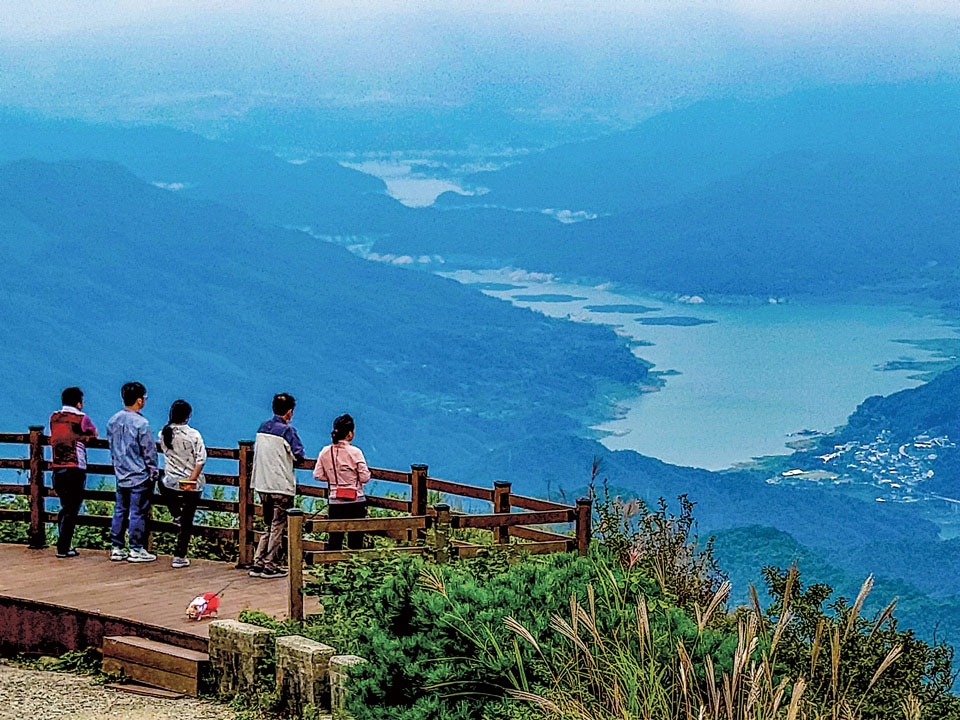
[159,484,200,558]
[53,468,86,554]
[326,500,367,551]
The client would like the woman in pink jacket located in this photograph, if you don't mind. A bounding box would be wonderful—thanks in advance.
[313,414,371,550]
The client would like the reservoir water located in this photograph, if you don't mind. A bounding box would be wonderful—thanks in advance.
[445,269,959,470]
[340,158,468,207]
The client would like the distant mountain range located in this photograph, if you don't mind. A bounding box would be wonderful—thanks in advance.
[3,103,960,655]
[0,158,643,474]
[0,114,402,233]
[8,81,959,302]
[401,81,960,298]
[443,81,960,215]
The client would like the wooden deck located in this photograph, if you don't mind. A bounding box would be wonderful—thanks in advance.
[0,543,318,654]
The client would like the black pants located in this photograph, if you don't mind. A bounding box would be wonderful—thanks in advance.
[327,500,367,551]
[158,484,200,558]
[52,468,86,554]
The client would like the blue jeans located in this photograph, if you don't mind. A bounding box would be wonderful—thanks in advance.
[111,480,153,550]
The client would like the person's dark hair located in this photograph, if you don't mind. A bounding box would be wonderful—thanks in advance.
[121,382,147,407]
[61,387,84,408]
[331,414,355,444]
[272,393,296,417]
[162,400,192,449]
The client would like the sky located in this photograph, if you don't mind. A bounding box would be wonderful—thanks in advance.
[3,0,960,37]
[1,1,956,149]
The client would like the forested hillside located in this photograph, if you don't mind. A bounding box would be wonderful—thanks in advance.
[0,158,644,470]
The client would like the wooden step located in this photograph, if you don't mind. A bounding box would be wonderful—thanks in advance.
[102,635,209,696]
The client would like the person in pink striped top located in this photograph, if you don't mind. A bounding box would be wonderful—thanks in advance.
[313,414,370,551]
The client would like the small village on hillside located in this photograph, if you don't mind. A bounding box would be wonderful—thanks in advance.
[769,429,957,505]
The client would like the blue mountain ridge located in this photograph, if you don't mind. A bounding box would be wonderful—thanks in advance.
[447,80,960,214]
[0,156,941,564]
[2,112,960,653]
[0,158,643,471]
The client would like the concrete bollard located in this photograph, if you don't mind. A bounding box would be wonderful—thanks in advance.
[276,634,337,717]
[208,619,274,697]
[329,655,367,719]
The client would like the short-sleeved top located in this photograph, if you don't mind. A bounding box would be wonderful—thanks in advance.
[158,424,207,492]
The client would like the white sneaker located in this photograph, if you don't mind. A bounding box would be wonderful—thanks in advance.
[110,547,129,562]
[172,557,190,568]
[127,548,157,563]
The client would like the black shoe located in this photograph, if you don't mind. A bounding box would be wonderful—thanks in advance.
[248,565,265,578]
[259,567,288,579]
[56,548,78,558]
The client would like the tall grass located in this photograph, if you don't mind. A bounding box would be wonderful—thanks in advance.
[422,561,907,720]
[419,480,922,720]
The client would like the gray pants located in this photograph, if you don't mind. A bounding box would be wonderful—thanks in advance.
[253,492,294,570]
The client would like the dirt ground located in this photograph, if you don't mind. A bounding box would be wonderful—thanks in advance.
[0,662,236,720]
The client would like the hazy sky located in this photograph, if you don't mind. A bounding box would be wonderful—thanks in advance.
[0,0,960,36]
[2,1,956,148]
[4,0,960,37]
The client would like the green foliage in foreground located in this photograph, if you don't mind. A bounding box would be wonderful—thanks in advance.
[239,491,960,720]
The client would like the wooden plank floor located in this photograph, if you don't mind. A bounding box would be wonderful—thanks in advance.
[0,543,318,643]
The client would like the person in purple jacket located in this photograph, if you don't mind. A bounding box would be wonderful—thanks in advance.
[49,387,98,558]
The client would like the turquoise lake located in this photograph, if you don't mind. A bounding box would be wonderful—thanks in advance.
[446,269,960,470]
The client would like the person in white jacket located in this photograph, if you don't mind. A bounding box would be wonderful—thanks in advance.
[314,414,370,551]
[249,393,305,579]
[157,399,206,569]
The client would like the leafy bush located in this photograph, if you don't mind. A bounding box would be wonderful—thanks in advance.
[591,462,725,611]
[284,489,960,720]
[300,550,594,720]
[0,493,28,543]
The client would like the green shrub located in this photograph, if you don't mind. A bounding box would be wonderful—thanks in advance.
[0,493,28,543]
[289,496,960,720]
[301,550,594,720]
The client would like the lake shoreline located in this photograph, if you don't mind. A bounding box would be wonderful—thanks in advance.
[441,267,960,471]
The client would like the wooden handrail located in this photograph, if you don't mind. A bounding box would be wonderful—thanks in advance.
[0,432,577,513]
[0,426,591,567]
[453,510,574,529]
[304,515,430,534]
[426,477,494,502]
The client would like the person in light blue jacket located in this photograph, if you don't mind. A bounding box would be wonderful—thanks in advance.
[107,381,159,563]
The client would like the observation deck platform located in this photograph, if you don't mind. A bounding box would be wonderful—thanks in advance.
[0,543,318,654]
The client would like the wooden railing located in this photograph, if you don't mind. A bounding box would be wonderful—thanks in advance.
[0,427,592,589]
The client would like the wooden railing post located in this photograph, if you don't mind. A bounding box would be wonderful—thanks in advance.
[575,497,593,557]
[433,503,451,564]
[27,426,46,549]
[493,480,511,545]
[236,440,254,568]
[409,464,428,543]
[287,508,304,622]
